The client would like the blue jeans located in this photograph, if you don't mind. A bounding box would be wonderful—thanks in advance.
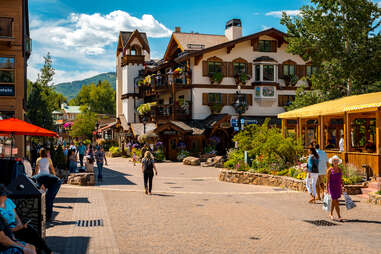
[69,160,77,173]
[97,162,103,179]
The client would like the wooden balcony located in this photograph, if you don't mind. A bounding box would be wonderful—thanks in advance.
[151,104,191,122]
[122,55,145,66]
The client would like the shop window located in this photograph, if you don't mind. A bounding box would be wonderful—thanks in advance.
[0,57,15,84]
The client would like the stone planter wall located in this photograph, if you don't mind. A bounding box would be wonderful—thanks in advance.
[368,192,381,205]
[219,169,307,192]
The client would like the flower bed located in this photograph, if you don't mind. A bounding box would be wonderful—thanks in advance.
[219,169,307,192]
[368,192,381,205]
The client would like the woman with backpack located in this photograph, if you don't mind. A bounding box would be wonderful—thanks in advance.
[306,147,320,203]
[141,151,158,195]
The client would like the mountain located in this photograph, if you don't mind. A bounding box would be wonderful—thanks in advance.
[54,72,116,101]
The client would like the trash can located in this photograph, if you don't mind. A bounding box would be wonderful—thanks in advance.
[7,175,46,238]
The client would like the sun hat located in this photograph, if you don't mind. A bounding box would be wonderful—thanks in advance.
[0,184,11,196]
[328,155,342,165]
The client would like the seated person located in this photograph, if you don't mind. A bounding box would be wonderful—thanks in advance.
[0,185,52,254]
[365,140,376,153]
[0,214,36,254]
[325,140,336,149]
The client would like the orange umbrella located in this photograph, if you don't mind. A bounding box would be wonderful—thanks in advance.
[0,118,58,137]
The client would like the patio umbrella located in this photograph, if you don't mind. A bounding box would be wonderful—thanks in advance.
[0,118,58,158]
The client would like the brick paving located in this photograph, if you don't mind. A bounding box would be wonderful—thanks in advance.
[46,158,381,254]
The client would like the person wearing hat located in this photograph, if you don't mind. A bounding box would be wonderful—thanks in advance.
[327,155,343,221]
[0,184,52,254]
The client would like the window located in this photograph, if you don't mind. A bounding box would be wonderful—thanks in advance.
[0,111,14,120]
[259,40,272,52]
[233,62,247,76]
[131,49,136,55]
[306,65,318,77]
[0,57,14,84]
[0,18,13,38]
[262,87,275,97]
[263,65,274,81]
[255,65,260,81]
[208,62,222,74]
[283,64,296,76]
[208,93,222,104]
[278,95,295,107]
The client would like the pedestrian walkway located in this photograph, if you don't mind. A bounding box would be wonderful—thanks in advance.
[46,158,381,254]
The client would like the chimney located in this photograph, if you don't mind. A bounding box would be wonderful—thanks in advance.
[225,19,242,41]
[175,27,181,33]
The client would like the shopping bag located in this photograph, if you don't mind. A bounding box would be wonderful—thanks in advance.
[322,193,331,212]
[344,192,356,210]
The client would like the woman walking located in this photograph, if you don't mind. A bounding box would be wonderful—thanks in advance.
[306,147,319,203]
[327,155,343,221]
[141,151,158,195]
[34,148,56,176]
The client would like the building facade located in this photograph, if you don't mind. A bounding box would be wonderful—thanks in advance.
[0,0,31,156]
[116,19,315,160]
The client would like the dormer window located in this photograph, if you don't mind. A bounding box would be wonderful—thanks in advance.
[131,48,137,55]
[283,64,296,76]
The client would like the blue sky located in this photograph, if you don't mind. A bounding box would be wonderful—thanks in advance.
[28,0,381,84]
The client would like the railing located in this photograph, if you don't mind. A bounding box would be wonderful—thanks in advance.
[0,17,13,39]
[151,104,191,122]
[122,55,145,66]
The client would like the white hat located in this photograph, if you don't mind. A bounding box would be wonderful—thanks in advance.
[329,155,342,165]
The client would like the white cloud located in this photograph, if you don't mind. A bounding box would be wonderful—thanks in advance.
[261,25,271,31]
[266,10,301,18]
[378,1,381,7]
[28,10,172,84]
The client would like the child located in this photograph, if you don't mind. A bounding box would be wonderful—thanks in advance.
[132,150,137,166]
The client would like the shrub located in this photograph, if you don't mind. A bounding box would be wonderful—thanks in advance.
[177,150,190,161]
[295,171,307,180]
[376,190,381,195]
[224,149,244,169]
[53,145,66,170]
[154,150,165,162]
[109,146,121,157]
[103,140,118,152]
[288,167,296,177]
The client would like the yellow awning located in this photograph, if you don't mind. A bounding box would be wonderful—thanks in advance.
[278,91,381,119]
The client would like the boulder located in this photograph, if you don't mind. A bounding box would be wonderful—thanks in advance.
[67,173,95,186]
[202,156,224,167]
[183,156,200,166]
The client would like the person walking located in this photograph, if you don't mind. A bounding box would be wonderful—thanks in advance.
[339,135,345,152]
[95,147,107,182]
[68,150,77,173]
[35,148,56,177]
[141,151,158,195]
[327,155,343,221]
[306,147,319,203]
[315,144,328,200]
[77,142,87,169]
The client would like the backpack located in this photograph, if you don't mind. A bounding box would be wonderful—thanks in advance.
[143,159,153,173]
[310,156,319,173]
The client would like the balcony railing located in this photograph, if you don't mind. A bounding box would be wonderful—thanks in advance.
[0,17,13,39]
[122,55,145,66]
[150,104,191,122]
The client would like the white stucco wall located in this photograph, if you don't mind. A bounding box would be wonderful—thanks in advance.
[122,64,144,94]
[116,53,123,117]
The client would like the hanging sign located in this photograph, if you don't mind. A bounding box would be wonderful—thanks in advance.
[0,85,14,96]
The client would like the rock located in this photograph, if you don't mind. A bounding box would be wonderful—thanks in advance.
[183,156,200,166]
[67,173,95,186]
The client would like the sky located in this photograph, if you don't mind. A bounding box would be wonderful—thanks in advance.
[28,0,381,84]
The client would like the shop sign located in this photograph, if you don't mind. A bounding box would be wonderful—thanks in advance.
[0,85,14,96]
[163,130,176,135]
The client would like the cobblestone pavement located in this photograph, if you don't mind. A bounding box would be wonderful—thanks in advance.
[46,158,381,254]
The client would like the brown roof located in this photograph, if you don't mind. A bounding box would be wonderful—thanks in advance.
[173,32,228,51]
[120,31,149,48]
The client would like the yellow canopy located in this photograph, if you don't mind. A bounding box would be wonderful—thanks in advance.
[278,91,381,119]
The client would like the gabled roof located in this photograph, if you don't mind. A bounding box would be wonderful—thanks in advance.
[175,28,287,62]
[117,30,150,55]
[164,32,228,61]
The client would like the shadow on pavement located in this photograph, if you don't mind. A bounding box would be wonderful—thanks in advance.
[55,197,90,203]
[343,219,381,224]
[95,166,136,186]
[47,219,77,228]
[152,193,175,197]
[46,236,90,254]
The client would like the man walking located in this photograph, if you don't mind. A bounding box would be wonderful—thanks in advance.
[315,143,328,200]
[77,142,87,169]
[95,146,107,182]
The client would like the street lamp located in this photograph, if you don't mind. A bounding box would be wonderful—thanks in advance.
[233,85,248,131]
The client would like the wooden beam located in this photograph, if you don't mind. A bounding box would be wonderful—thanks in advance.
[194,55,203,66]
[376,107,381,155]
[319,116,324,148]
[281,119,286,137]
[344,112,349,153]
[297,118,302,143]
[227,45,235,54]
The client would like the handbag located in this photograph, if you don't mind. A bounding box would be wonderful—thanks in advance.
[344,192,356,210]
[322,193,331,212]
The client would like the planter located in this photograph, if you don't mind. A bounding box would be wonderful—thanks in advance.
[219,169,307,192]
[343,183,367,195]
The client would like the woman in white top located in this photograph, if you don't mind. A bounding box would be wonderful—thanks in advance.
[34,148,56,176]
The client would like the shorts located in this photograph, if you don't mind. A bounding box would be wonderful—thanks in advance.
[317,175,325,188]
[1,241,26,254]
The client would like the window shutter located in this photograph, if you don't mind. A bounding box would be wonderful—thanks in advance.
[228,62,234,77]
[246,94,253,105]
[222,94,228,105]
[278,64,283,79]
[296,65,306,78]
[247,63,253,77]
[228,94,235,105]
[222,62,228,77]
[252,39,259,51]
[271,41,277,52]
[202,93,208,105]
[202,61,208,76]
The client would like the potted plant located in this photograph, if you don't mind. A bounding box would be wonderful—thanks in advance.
[209,103,223,114]
[173,67,183,77]
[283,74,298,87]
[209,72,223,84]
[234,72,251,85]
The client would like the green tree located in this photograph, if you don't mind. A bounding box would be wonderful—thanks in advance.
[70,111,97,139]
[281,0,381,109]
[70,80,115,115]
[37,52,55,86]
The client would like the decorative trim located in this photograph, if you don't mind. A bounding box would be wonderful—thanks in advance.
[207,56,223,62]
[232,57,248,63]
[121,93,139,99]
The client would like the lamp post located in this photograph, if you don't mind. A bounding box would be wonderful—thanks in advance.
[233,85,248,131]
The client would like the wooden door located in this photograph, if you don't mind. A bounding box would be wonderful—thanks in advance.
[168,136,178,161]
